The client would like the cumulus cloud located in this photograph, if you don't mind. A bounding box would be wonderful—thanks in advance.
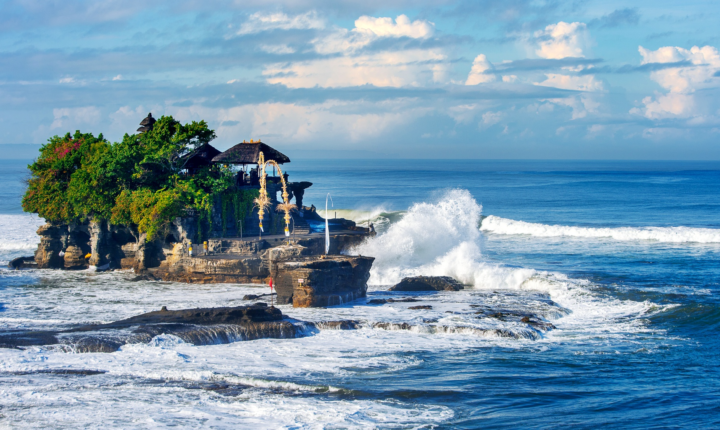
[237,11,324,35]
[465,54,496,85]
[634,45,720,119]
[264,14,445,88]
[639,45,720,93]
[534,22,590,59]
[313,14,434,54]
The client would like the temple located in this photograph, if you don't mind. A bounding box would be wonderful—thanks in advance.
[25,114,376,308]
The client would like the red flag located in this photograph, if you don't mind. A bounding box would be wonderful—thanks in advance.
[269,277,273,291]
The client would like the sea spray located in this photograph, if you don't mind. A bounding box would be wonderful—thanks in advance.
[353,189,484,285]
[352,189,536,289]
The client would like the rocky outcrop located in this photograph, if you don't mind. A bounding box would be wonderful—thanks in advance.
[8,256,37,269]
[389,276,465,292]
[273,255,375,307]
[34,223,66,269]
[0,303,299,353]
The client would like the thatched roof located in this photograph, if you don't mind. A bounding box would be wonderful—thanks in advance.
[137,113,156,133]
[212,140,291,165]
[182,143,222,170]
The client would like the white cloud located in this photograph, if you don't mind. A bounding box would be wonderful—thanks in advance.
[632,92,696,119]
[259,44,296,54]
[634,45,720,119]
[354,14,434,39]
[167,99,429,144]
[237,11,324,35]
[261,14,443,88]
[547,95,600,120]
[530,22,599,96]
[482,111,503,126]
[534,22,590,59]
[313,14,434,54]
[50,106,101,130]
[59,77,75,84]
[535,73,604,91]
[112,74,122,81]
[264,49,448,88]
[639,45,720,93]
[465,54,496,85]
[502,75,517,83]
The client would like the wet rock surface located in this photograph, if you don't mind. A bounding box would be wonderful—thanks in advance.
[0,303,297,353]
[389,276,466,292]
[8,256,36,269]
[273,255,375,307]
[0,285,569,353]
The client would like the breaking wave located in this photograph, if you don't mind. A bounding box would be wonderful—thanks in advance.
[351,189,661,336]
[481,215,720,243]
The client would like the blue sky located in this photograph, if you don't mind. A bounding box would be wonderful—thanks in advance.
[1,0,719,159]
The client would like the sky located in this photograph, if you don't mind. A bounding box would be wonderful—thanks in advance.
[0,0,719,159]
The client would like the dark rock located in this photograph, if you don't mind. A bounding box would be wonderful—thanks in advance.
[367,299,387,305]
[242,293,276,301]
[82,303,283,329]
[408,305,433,310]
[8,256,36,269]
[387,298,419,303]
[389,276,465,292]
[309,320,361,330]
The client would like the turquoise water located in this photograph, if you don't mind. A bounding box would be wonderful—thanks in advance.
[1,158,720,428]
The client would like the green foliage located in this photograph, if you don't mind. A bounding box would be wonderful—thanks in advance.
[23,116,235,241]
[233,189,259,235]
[22,131,111,221]
[111,188,185,240]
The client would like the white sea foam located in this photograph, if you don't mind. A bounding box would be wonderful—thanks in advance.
[0,213,44,264]
[481,215,720,243]
[351,189,663,342]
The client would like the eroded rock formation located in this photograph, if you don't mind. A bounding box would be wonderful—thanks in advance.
[273,255,375,307]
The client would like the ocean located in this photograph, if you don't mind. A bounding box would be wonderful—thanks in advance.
[1,158,719,428]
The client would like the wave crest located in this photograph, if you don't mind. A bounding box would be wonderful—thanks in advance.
[481,215,720,243]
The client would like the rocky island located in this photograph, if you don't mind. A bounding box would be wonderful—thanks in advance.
[18,113,375,308]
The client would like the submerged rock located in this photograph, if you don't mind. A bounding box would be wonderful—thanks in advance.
[389,276,465,292]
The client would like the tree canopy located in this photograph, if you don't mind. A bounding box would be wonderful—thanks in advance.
[22,116,233,240]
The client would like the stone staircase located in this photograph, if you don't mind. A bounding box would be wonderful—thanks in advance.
[290,214,311,235]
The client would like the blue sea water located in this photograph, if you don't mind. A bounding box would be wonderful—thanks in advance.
[1,158,719,428]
